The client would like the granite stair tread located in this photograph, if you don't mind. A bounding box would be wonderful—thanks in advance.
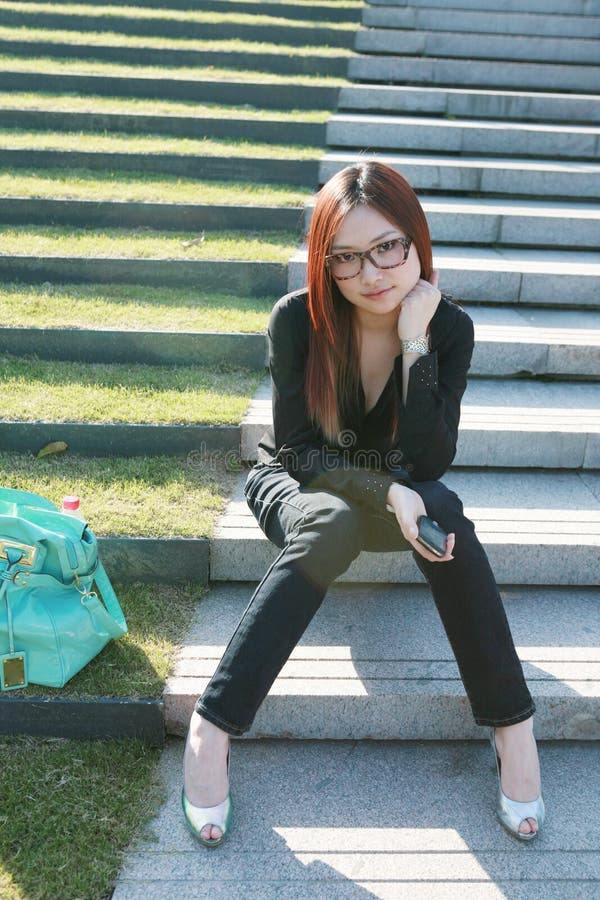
[163,581,600,739]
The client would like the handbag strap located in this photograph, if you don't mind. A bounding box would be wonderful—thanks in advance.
[0,547,26,653]
[89,561,128,637]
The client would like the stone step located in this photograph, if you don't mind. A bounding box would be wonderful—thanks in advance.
[320,151,600,200]
[211,469,600,585]
[2,306,597,377]
[338,83,600,125]
[241,376,600,469]
[1,197,304,233]
[367,0,600,15]
[287,244,600,308]
[112,740,600,899]
[348,55,600,93]
[163,581,600,740]
[363,5,600,39]
[327,114,600,161]
[356,28,600,65]
[304,195,600,249]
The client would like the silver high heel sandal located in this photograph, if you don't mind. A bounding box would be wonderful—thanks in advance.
[182,746,232,849]
[490,727,544,841]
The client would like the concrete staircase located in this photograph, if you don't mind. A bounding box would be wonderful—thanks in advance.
[165,0,600,743]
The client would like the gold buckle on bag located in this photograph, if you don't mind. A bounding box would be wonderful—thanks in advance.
[0,539,36,568]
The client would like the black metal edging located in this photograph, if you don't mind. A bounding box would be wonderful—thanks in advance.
[0,149,319,187]
[0,327,268,368]
[1,71,339,111]
[98,537,210,584]
[0,40,349,78]
[0,109,327,145]
[0,421,240,458]
[68,0,361,23]
[0,696,165,745]
[0,257,287,295]
[0,198,305,232]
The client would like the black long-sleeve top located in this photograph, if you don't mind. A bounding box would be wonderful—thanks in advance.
[256,288,475,513]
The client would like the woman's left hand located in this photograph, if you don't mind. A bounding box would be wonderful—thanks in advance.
[397,270,441,342]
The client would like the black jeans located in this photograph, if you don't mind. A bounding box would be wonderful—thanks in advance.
[196,463,535,736]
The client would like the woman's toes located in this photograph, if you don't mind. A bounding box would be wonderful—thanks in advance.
[519,818,537,834]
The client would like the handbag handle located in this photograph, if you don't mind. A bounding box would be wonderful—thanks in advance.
[87,561,128,638]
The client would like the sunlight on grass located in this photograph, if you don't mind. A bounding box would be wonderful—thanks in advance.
[0,283,273,331]
[0,25,353,56]
[0,1,358,29]
[0,169,313,205]
[0,451,242,537]
[0,128,322,158]
[0,90,329,119]
[0,353,264,424]
[0,225,297,260]
[0,54,346,85]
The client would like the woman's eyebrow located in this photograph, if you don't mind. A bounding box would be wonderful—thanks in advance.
[331,229,399,251]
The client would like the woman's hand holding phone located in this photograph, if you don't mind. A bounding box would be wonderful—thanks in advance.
[397,270,441,342]
[386,482,455,563]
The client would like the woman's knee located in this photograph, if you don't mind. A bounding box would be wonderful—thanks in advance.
[291,497,364,576]
[413,480,470,533]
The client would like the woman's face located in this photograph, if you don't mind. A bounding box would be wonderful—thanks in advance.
[329,204,421,325]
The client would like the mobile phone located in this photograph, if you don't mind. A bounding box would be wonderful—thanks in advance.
[416,515,448,558]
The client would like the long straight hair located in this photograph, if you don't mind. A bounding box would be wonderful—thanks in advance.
[305,161,433,446]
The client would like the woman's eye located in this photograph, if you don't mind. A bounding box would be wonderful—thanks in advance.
[377,240,397,254]
[335,253,357,263]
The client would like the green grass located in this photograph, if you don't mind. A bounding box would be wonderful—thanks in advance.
[0,736,164,900]
[0,25,353,56]
[0,169,313,205]
[0,90,330,120]
[11,581,204,698]
[0,54,346,85]
[0,225,297,260]
[0,1,357,29]
[0,353,264,424]
[0,451,243,537]
[0,127,321,158]
[0,283,273,331]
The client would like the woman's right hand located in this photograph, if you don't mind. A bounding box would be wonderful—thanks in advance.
[386,483,455,563]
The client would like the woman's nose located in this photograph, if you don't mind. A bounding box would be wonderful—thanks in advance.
[360,257,382,284]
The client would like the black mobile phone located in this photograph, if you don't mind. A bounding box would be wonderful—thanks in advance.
[416,515,448,558]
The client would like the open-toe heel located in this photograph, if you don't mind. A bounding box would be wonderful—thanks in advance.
[182,747,232,849]
[490,727,544,841]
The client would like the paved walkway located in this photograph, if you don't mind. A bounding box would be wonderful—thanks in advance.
[112,738,600,899]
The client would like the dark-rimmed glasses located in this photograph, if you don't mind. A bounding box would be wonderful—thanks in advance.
[325,236,412,280]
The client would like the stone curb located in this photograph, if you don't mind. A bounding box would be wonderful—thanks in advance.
[0,256,287,294]
[0,149,319,187]
[73,0,361,22]
[0,40,350,77]
[0,327,268,368]
[0,108,327,145]
[0,421,240,458]
[0,198,306,233]
[98,536,210,584]
[367,0,600,16]
[0,696,165,744]
[0,71,339,111]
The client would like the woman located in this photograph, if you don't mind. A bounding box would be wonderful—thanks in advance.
[182,161,544,847]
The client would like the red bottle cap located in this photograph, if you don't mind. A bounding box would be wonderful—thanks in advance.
[62,495,80,510]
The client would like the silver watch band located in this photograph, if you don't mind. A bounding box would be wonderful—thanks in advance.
[401,334,429,354]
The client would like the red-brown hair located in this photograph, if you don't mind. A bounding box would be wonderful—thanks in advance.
[305,161,433,445]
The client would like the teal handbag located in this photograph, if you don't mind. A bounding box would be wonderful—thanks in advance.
[0,487,128,691]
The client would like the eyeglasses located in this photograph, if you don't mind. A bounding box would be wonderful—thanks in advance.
[325,236,412,281]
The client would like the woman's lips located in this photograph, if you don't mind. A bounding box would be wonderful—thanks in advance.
[362,287,393,299]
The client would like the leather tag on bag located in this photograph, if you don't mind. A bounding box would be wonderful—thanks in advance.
[1,653,27,690]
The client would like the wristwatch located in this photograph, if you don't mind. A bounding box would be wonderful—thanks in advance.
[401,333,429,355]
